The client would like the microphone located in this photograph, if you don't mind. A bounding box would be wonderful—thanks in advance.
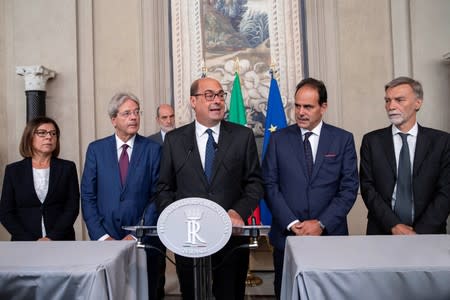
[213,141,218,151]
[136,145,194,242]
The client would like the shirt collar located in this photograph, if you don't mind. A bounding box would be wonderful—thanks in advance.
[300,120,323,137]
[195,120,221,138]
[391,122,418,137]
[115,134,136,151]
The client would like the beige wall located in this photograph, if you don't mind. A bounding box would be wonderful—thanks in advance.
[336,0,394,234]
[0,0,448,240]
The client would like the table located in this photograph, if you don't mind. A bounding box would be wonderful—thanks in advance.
[282,235,450,300]
[0,241,147,300]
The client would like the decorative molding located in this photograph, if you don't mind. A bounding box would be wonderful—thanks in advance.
[304,0,342,126]
[171,0,203,126]
[390,0,412,77]
[16,65,56,91]
[141,0,172,133]
[270,0,304,124]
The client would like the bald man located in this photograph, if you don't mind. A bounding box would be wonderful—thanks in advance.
[148,104,175,144]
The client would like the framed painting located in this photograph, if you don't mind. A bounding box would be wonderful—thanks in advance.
[171,0,306,135]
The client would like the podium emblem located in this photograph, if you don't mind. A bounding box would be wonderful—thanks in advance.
[157,197,232,258]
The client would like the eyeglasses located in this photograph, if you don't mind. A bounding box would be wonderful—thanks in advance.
[117,109,142,118]
[35,130,57,138]
[194,91,227,102]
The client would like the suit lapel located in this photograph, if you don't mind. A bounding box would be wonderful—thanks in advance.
[311,124,333,181]
[45,158,60,202]
[24,158,42,205]
[287,125,309,179]
[106,135,123,191]
[211,122,232,183]
[183,123,209,188]
[124,134,144,192]
[382,126,396,177]
[413,125,429,176]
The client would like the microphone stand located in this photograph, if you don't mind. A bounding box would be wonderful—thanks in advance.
[246,215,263,287]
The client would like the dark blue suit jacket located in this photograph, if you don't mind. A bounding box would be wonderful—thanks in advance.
[262,123,359,250]
[81,134,160,240]
[0,157,79,241]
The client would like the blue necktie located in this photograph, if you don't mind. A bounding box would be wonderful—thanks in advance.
[304,132,313,178]
[204,129,216,182]
[395,133,413,225]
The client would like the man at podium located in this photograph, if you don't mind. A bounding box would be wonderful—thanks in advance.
[157,77,264,300]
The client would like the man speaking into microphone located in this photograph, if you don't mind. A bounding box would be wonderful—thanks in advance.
[157,77,263,300]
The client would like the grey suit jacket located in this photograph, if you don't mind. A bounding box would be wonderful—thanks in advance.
[148,131,163,145]
[360,125,450,234]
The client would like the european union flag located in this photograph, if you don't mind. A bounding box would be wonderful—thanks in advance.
[260,75,287,225]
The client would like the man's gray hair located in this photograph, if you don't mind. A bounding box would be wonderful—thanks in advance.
[385,77,423,99]
[107,92,140,118]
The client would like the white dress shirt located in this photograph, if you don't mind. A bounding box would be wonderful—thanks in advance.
[33,167,49,237]
[195,121,220,170]
[115,134,136,161]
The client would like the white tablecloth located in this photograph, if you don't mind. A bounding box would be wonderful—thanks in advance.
[0,241,147,300]
[282,235,450,300]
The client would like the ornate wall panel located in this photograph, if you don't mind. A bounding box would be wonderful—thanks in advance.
[171,0,305,132]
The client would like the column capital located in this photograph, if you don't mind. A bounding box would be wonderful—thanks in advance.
[16,65,56,91]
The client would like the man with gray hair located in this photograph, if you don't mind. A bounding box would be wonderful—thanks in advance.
[360,76,449,235]
[81,92,164,299]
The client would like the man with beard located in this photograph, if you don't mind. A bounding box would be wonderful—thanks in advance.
[262,77,359,299]
[157,77,263,300]
[148,104,175,144]
[360,76,449,235]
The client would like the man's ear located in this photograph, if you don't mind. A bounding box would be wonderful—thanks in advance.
[415,98,423,112]
[190,96,196,109]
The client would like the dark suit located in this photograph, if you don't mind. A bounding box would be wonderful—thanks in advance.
[0,157,79,241]
[147,130,166,299]
[81,133,163,300]
[157,121,263,300]
[262,123,359,298]
[360,125,450,234]
[81,134,160,238]
[148,131,163,145]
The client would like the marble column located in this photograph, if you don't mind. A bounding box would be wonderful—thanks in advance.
[16,65,56,122]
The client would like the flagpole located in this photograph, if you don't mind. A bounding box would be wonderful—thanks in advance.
[201,59,207,78]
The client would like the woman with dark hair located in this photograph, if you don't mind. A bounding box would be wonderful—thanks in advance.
[0,117,79,241]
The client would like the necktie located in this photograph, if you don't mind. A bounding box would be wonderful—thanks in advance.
[204,129,216,182]
[304,132,314,178]
[395,133,413,225]
[119,144,129,186]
